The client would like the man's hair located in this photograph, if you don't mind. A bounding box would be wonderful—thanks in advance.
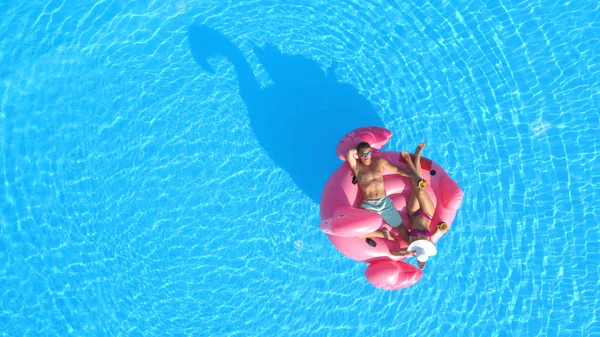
[356,142,371,151]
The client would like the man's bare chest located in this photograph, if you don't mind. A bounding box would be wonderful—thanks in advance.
[356,164,382,180]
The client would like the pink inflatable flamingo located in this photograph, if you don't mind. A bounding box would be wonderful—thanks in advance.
[319,126,463,290]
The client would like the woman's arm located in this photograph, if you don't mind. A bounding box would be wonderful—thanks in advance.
[390,248,416,257]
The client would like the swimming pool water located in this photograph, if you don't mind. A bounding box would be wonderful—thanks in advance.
[1,0,599,336]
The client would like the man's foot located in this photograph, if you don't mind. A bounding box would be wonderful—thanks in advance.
[359,230,396,242]
[382,228,396,242]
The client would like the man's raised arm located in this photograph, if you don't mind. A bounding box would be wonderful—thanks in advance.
[347,149,358,171]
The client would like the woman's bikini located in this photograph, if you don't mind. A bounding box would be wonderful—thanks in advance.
[408,209,433,238]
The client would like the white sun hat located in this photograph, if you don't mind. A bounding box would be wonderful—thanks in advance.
[407,240,437,262]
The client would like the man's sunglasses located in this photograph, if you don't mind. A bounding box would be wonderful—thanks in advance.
[359,151,372,158]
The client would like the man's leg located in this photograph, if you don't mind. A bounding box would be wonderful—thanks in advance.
[359,229,396,241]
[359,201,397,242]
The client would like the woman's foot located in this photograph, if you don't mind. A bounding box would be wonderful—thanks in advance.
[402,151,423,180]
[415,142,426,158]
[401,151,415,168]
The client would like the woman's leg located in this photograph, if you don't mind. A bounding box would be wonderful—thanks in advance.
[413,142,426,182]
[401,150,435,218]
[405,143,426,215]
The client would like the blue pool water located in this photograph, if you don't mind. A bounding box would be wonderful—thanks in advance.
[1,0,599,336]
